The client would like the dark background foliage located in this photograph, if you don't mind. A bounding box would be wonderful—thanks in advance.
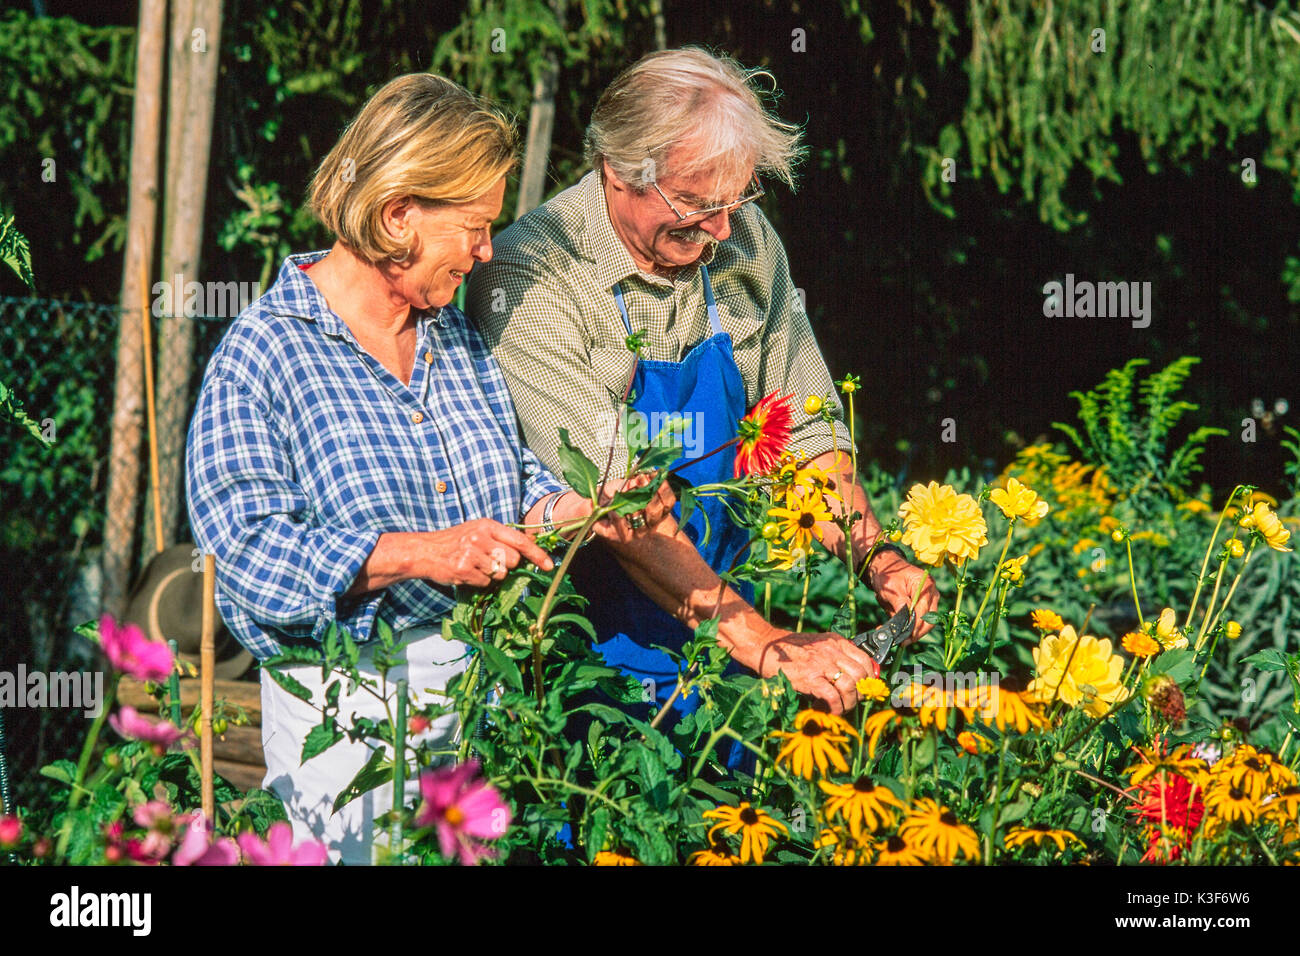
[2,0,1297,498]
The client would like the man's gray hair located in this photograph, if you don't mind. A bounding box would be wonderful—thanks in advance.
[584,47,804,195]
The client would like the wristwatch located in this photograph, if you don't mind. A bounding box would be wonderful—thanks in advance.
[867,542,909,572]
[541,491,566,536]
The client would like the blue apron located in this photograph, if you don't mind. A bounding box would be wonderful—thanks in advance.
[568,265,754,725]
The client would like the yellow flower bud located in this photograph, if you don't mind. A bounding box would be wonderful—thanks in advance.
[803,395,823,415]
[887,529,903,542]
[1111,529,1124,543]
[761,522,781,541]
[1227,538,1244,558]
[1225,621,1242,640]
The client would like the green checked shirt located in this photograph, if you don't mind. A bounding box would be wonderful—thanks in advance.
[468,169,854,480]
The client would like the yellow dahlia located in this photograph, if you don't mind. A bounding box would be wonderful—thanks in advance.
[1244,501,1292,552]
[989,477,1049,521]
[1027,626,1130,718]
[855,677,890,701]
[897,481,988,567]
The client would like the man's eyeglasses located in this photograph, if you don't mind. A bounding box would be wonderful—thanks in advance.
[649,174,765,224]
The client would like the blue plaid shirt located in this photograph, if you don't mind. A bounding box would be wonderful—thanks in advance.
[186,251,565,660]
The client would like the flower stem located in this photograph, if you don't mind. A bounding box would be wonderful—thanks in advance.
[1184,485,1247,628]
[972,522,1015,630]
[1124,538,1143,630]
[795,569,811,633]
[390,677,407,863]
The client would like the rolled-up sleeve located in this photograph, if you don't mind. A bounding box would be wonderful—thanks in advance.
[186,374,382,651]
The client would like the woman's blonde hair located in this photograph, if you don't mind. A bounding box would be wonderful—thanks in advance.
[309,74,518,263]
[584,47,804,195]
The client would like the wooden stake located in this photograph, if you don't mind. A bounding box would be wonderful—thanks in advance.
[141,254,165,556]
[200,552,216,820]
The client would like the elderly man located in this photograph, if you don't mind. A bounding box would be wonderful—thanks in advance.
[470,48,938,717]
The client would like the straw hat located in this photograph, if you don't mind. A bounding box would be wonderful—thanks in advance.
[123,544,253,680]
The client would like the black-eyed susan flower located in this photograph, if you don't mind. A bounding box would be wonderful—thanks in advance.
[1123,742,1209,788]
[1122,631,1160,658]
[1004,823,1085,853]
[896,681,957,732]
[814,827,873,866]
[872,833,926,866]
[703,802,787,865]
[980,678,1050,733]
[1204,783,1260,825]
[772,709,857,779]
[863,708,905,758]
[593,848,642,865]
[1216,745,1296,801]
[898,798,980,863]
[767,494,834,553]
[688,841,742,866]
[1264,786,1300,824]
[1030,609,1065,632]
[819,776,906,838]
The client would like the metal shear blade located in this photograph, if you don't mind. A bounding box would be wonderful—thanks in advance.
[852,607,915,665]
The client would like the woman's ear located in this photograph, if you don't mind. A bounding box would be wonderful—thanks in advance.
[381,196,413,243]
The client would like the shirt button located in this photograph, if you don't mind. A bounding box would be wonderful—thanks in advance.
[424,351,434,364]
[436,480,448,493]
[411,411,424,424]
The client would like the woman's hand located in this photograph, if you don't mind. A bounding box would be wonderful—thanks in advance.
[347,522,555,596]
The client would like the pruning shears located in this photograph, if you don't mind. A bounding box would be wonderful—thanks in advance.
[851,606,915,667]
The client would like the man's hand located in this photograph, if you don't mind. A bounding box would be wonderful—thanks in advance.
[589,471,678,545]
[867,552,939,643]
[751,631,880,716]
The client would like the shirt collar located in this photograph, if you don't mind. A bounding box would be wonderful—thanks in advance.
[581,170,717,293]
[262,249,448,334]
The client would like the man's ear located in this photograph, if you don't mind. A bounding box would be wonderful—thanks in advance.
[602,159,628,194]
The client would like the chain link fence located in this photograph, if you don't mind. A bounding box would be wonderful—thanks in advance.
[0,295,231,805]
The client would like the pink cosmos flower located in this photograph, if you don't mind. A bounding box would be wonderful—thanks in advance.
[0,815,22,848]
[108,706,192,752]
[173,813,239,867]
[237,822,329,866]
[413,760,512,865]
[100,614,175,683]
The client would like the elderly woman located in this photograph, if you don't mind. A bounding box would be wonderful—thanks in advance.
[186,74,663,864]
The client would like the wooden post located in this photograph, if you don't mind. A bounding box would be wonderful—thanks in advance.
[141,255,164,555]
[101,0,168,615]
[200,552,216,820]
[153,0,224,546]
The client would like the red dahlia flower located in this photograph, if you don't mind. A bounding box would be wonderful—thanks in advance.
[734,391,794,478]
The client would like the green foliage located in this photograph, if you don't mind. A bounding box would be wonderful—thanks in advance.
[1051,357,1226,509]
[958,0,1300,229]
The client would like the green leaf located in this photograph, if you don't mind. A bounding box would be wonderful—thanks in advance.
[40,759,76,784]
[1241,650,1289,673]
[264,665,313,703]
[333,746,393,813]
[301,721,343,763]
[461,636,523,691]
[556,428,600,500]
